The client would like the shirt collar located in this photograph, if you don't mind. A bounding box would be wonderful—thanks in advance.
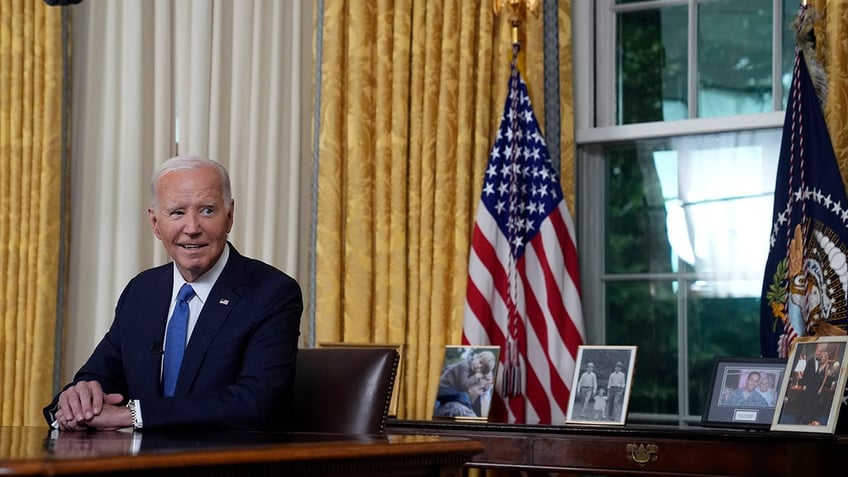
[170,244,230,305]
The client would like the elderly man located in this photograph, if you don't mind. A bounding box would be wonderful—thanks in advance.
[45,156,302,431]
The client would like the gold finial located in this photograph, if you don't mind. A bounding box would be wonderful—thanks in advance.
[494,0,541,44]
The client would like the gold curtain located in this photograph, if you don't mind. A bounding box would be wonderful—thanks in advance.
[813,0,848,179]
[314,0,573,419]
[0,0,65,426]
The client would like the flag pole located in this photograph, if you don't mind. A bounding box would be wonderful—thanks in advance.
[469,0,587,424]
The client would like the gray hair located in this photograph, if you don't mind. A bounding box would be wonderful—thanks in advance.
[149,155,232,210]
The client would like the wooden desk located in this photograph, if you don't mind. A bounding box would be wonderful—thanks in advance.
[387,418,847,476]
[0,426,483,476]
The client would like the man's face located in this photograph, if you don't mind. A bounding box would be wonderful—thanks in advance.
[469,382,487,400]
[471,357,482,373]
[148,166,234,282]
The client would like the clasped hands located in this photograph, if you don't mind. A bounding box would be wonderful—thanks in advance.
[55,381,131,431]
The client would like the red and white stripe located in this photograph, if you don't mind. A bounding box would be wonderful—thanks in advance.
[463,199,585,424]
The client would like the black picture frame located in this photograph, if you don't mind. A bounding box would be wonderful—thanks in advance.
[701,357,786,429]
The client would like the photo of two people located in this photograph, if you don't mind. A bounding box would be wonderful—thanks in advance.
[433,346,500,420]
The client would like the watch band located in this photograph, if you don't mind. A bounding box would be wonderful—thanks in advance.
[126,400,139,429]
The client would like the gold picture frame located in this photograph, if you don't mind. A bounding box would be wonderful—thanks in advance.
[432,345,501,421]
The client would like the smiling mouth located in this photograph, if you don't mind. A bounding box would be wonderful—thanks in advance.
[180,244,205,250]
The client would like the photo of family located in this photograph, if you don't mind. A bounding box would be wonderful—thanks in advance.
[432,346,500,420]
[566,345,637,426]
[772,336,848,434]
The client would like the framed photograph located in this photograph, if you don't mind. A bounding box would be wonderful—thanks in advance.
[701,357,786,429]
[565,345,637,426]
[771,336,848,434]
[319,342,404,417]
[433,345,500,421]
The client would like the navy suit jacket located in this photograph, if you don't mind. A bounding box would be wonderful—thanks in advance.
[44,244,302,430]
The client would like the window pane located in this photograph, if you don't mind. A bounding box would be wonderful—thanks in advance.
[605,129,781,276]
[606,281,678,415]
[698,0,774,118]
[617,5,688,124]
[667,131,780,282]
[605,142,674,274]
[781,0,799,107]
[687,283,761,415]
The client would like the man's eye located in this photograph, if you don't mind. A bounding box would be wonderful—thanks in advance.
[170,210,185,217]
[200,207,215,216]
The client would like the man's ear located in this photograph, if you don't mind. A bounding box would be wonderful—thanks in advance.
[226,199,234,233]
[148,208,162,239]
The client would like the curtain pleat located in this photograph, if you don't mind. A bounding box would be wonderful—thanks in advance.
[0,0,64,426]
[175,0,304,274]
[314,0,345,344]
[66,0,173,377]
[66,0,306,386]
[813,0,848,181]
[315,0,568,419]
[557,1,576,213]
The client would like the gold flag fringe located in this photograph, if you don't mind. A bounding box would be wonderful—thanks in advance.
[793,5,828,108]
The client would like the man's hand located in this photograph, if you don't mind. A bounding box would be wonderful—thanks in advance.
[55,381,125,431]
[84,401,134,431]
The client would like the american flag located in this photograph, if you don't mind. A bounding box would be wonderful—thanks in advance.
[462,49,586,424]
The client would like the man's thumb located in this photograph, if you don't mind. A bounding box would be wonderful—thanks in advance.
[104,393,125,405]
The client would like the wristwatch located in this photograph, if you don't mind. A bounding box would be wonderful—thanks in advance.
[126,400,139,429]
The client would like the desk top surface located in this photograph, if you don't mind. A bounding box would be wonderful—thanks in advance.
[0,426,483,475]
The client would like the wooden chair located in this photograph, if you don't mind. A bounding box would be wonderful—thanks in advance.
[291,347,399,434]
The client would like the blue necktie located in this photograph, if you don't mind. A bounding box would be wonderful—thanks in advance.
[162,283,195,397]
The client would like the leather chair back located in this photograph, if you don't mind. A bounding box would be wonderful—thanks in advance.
[291,347,399,434]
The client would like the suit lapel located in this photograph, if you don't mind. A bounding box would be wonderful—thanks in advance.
[137,269,173,398]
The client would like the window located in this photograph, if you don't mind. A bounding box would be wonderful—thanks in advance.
[575,0,796,424]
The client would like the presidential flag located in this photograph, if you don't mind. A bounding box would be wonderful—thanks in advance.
[462,49,586,424]
[760,5,848,358]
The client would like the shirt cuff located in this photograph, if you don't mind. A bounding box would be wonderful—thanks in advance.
[134,399,144,429]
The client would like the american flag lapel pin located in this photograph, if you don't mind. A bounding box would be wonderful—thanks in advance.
[219,298,230,305]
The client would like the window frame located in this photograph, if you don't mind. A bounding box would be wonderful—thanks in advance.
[573,0,789,424]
